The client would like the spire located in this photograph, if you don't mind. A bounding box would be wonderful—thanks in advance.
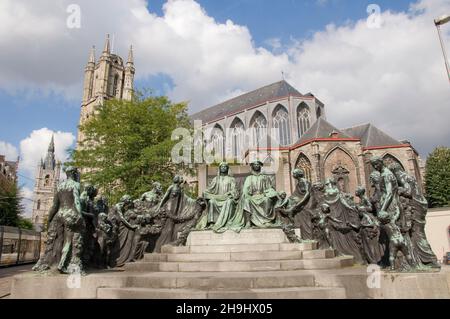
[88,46,95,64]
[48,134,55,153]
[43,135,56,170]
[127,45,134,64]
[103,34,110,54]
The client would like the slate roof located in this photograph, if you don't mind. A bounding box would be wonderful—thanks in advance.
[341,123,404,148]
[191,80,303,123]
[296,117,353,144]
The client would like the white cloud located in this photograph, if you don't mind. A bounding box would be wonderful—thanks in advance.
[0,0,449,156]
[20,187,34,218]
[19,128,75,178]
[0,141,19,160]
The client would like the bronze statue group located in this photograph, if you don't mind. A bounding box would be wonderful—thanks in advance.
[33,155,440,275]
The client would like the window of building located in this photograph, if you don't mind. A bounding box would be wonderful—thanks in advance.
[250,112,267,148]
[37,199,41,210]
[44,175,50,186]
[230,118,245,161]
[295,153,313,182]
[272,105,291,146]
[210,125,225,162]
[112,74,119,96]
[297,103,311,138]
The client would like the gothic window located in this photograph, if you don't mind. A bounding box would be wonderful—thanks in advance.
[112,74,119,96]
[297,103,311,138]
[272,105,291,146]
[230,118,245,161]
[332,165,350,193]
[295,153,312,182]
[210,125,225,162]
[37,199,41,210]
[44,175,50,186]
[383,154,405,170]
[250,112,267,148]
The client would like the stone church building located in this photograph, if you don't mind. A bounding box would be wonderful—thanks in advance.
[191,80,424,197]
[31,136,61,231]
[72,37,424,199]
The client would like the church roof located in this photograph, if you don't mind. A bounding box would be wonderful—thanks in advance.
[191,80,303,123]
[296,117,352,144]
[341,123,403,148]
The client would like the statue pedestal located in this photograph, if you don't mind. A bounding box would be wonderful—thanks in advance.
[186,228,289,246]
[10,228,450,299]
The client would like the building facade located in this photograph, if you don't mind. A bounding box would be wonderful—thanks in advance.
[77,35,135,146]
[191,80,424,197]
[31,136,61,231]
[0,155,19,188]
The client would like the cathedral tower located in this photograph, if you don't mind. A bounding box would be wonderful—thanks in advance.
[31,135,61,231]
[77,35,135,145]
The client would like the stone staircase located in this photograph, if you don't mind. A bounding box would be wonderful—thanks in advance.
[97,229,354,299]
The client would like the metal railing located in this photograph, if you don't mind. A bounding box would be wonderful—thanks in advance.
[0,226,41,267]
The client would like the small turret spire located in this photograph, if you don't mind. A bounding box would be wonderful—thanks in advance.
[127,45,134,64]
[88,46,95,64]
[103,34,110,54]
[48,134,55,153]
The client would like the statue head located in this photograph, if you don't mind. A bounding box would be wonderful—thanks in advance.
[388,162,403,177]
[292,168,305,179]
[152,181,163,194]
[119,194,133,208]
[250,160,263,173]
[369,171,381,186]
[355,186,366,198]
[370,156,384,172]
[173,175,184,184]
[64,166,79,181]
[85,184,98,199]
[218,162,229,175]
[324,177,337,188]
[377,210,391,224]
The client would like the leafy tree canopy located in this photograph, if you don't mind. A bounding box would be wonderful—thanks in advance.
[70,91,193,204]
[425,146,450,208]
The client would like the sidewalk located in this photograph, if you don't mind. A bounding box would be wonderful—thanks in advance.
[0,264,33,298]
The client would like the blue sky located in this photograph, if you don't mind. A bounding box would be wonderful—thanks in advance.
[0,0,415,147]
[0,0,449,214]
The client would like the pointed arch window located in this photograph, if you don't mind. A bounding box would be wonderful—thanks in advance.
[210,125,225,162]
[230,118,245,161]
[37,199,41,210]
[297,103,311,138]
[295,153,312,182]
[383,154,405,171]
[250,112,267,148]
[112,74,119,96]
[272,105,291,146]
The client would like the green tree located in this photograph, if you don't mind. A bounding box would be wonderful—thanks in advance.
[70,92,193,204]
[0,178,29,228]
[425,146,450,208]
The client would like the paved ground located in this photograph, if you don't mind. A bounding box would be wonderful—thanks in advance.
[0,264,33,298]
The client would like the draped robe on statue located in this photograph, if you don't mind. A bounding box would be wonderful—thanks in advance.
[325,185,365,264]
[196,174,245,233]
[240,172,281,228]
[289,178,313,240]
[153,185,197,252]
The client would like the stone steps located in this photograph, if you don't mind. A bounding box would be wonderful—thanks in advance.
[145,249,336,262]
[125,256,354,272]
[161,242,318,254]
[122,271,316,289]
[97,286,347,299]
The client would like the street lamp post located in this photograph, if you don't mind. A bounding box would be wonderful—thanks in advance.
[434,15,450,83]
